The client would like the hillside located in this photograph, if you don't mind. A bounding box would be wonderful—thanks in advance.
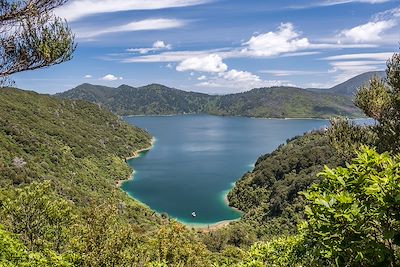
[0,88,212,266]
[58,83,212,115]
[226,132,344,237]
[308,71,386,96]
[57,82,363,118]
[0,87,155,219]
[205,86,361,118]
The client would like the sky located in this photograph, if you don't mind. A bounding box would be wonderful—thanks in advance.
[12,0,400,94]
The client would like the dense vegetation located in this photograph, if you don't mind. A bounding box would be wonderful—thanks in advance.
[1,51,399,265]
[209,52,400,265]
[0,88,214,266]
[57,81,365,118]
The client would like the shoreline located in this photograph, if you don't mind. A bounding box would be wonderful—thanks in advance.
[124,113,368,120]
[116,135,242,232]
[116,137,156,188]
[186,218,240,232]
[185,190,243,232]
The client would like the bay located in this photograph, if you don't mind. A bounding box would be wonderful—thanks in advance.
[122,115,339,226]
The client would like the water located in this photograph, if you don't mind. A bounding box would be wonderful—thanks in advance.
[121,115,335,225]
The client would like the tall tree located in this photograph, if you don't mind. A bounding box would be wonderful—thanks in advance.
[0,0,75,85]
[355,51,400,153]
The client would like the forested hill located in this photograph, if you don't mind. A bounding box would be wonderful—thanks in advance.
[0,87,154,212]
[0,87,225,266]
[57,83,212,115]
[57,83,363,118]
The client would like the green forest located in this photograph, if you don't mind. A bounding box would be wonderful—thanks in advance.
[57,82,363,119]
[0,52,398,266]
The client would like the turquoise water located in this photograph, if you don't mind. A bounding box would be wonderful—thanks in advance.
[122,115,331,225]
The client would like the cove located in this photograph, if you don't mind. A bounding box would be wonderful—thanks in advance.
[122,115,331,226]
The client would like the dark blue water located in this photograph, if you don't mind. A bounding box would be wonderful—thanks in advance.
[122,115,331,225]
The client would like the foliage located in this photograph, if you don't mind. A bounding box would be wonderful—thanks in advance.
[302,147,400,266]
[0,181,74,252]
[0,224,73,267]
[0,88,220,266]
[327,118,376,161]
[226,131,346,239]
[355,51,400,153]
[57,83,363,118]
[202,222,257,253]
[0,0,75,84]
[236,234,308,267]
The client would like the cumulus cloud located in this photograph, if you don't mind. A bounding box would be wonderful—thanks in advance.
[55,0,211,22]
[76,19,186,38]
[241,23,310,57]
[176,54,228,73]
[195,69,293,93]
[339,20,396,42]
[100,74,123,81]
[84,74,92,78]
[219,69,262,83]
[127,40,172,54]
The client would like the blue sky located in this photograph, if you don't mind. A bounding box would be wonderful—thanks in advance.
[12,0,400,94]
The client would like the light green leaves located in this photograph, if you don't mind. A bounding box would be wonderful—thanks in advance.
[302,146,400,266]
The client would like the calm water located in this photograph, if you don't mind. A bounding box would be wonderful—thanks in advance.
[122,115,331,225]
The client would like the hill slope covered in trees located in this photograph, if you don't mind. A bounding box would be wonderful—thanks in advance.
[57,82,363,118]
[0,88,213,266]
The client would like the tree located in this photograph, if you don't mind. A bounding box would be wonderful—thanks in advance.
[355,51,400,153]
[0,0,75,85]
[0,181,74,253]
[302,147,400,266]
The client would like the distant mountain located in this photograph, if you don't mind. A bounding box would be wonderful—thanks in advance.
[57,80,365,118]
[308,71,385,96]
[58,83,212,115]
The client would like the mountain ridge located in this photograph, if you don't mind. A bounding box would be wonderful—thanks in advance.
[55,72,382,118]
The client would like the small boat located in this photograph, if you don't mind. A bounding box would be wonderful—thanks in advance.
[191,211,197,218]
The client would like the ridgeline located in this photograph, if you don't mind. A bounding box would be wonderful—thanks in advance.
[55,72,383,119]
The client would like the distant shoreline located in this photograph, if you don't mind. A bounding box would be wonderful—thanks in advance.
[125,113,368,120]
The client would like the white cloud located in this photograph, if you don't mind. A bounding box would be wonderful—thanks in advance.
[55,0,211,22]
[84,74,92,78]
[195,69,293,93]
[219,69,262,83]
[241,23,310,57]
[176,54,228,73]
[329,60,386,83]
[76,19,186,38]
[260,70,328,77]
[197,75,207,80]
[123,49,223,63]
[100,74,123,81]
[322,0,391,5]
[323,52,394,61]
[322,52,393,84]
[153,40,171,49]
[290,0,391,9]
[127,40,172,54]
[340,20,397,42]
